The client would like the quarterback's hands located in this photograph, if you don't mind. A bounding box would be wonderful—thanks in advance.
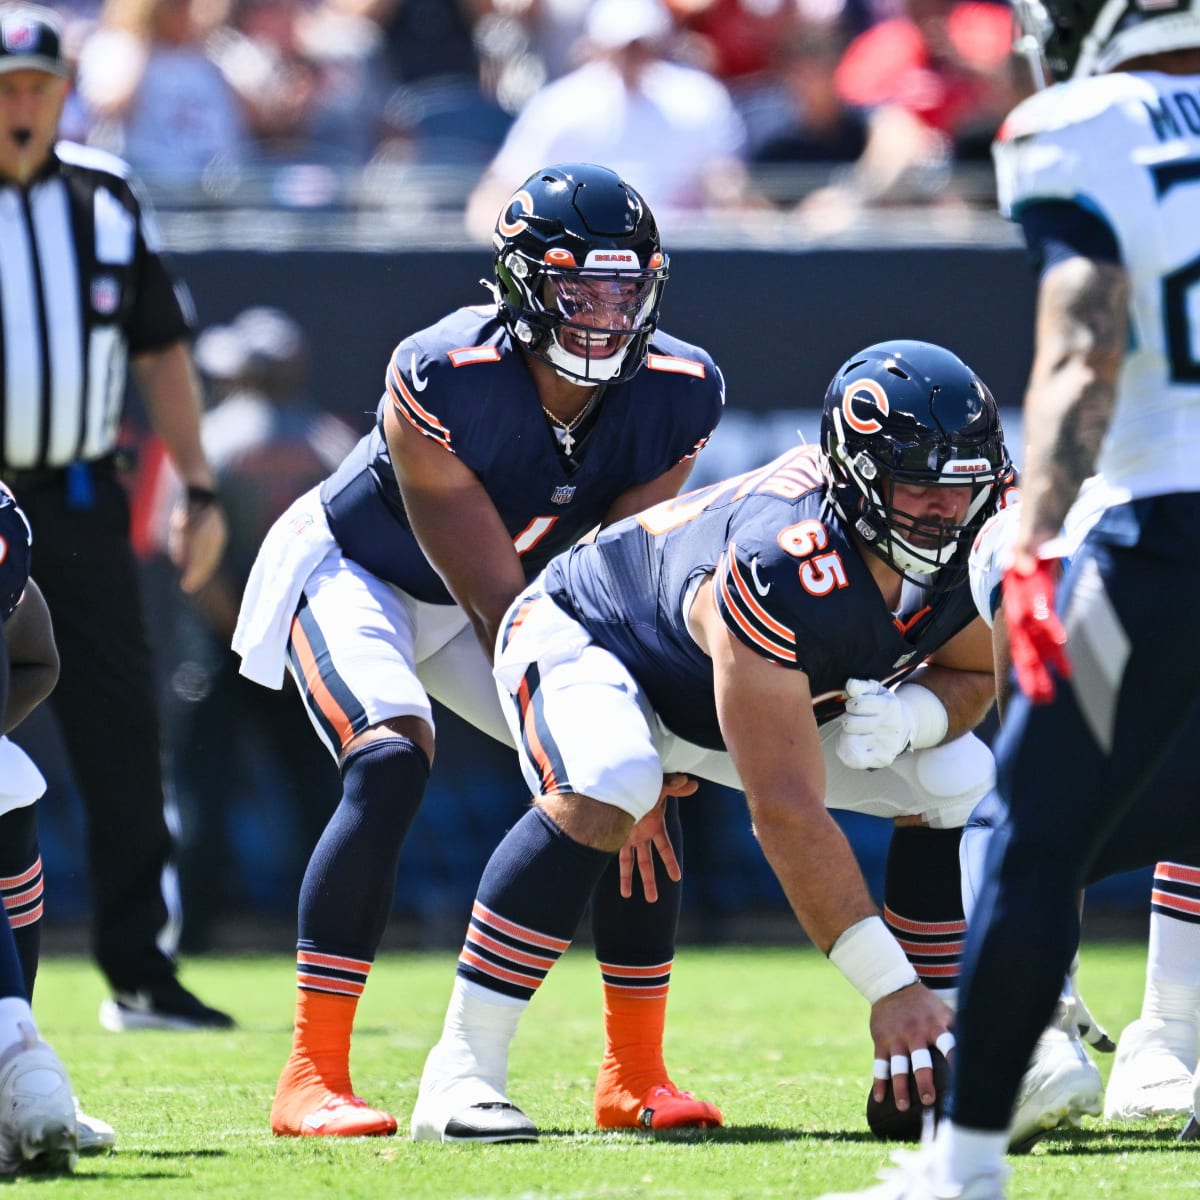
[869,983,955,1112]
[169,495,227,594]
[1001,556,1070,704]
[618,774,695,902]
[836,679,914,770]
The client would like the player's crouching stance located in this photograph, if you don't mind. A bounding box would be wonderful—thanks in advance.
[411,341,1013,1142]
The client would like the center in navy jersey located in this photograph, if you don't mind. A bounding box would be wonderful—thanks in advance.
[543,445,982,749]
[319,304,723,603]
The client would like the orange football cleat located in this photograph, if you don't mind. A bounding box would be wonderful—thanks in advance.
[636,1084,723,1131]
[274,1092,398,1138]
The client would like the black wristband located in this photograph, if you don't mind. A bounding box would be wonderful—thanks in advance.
[185,484,219,508]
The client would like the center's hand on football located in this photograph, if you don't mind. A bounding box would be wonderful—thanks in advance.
[1001,555,1071,704]
[869,983,955,1111]
[618,774,694,902]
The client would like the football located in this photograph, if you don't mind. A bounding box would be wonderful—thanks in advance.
[865,1048,953,1142]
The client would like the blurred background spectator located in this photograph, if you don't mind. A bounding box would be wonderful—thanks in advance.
[464,0,755,238]
[208,0,388,166]
[825,0,1023,208]
[749,25,867,169]
[74,0,250,177]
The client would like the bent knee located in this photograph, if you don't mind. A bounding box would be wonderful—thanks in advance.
[539,792,634,853]
[342,717,434,766]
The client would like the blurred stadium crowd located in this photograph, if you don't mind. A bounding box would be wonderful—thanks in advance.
[49,0,1029,222]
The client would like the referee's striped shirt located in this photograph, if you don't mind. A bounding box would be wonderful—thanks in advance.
[0,140,191,472]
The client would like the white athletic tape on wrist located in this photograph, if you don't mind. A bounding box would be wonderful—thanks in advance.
[895,683,949,750]
[829,916,920,1005]
[910,1047,933,1073]
[936,1031,956,1056]
[873,1058,891,1081]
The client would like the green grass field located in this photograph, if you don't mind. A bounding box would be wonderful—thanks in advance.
[25,942,1196,1198]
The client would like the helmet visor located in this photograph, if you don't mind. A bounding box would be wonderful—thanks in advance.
[547,270,663,360]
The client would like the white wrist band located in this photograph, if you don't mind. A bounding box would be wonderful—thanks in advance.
[896,683,949,750]
[828,916,919,1005]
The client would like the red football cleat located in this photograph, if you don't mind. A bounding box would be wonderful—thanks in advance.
[636,1084,723,1131]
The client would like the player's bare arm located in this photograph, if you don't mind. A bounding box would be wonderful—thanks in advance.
[912,614,997,740]
[2,578,58,732]
[384,401,526,656]
[689,574,952,1109]
[1016,256,1130,563]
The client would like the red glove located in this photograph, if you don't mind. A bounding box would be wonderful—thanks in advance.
[1001,558,1071,704]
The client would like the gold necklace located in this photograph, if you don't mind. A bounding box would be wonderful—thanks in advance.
[542,395,594,454]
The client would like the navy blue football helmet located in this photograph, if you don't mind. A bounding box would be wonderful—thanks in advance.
[491,163,668,385]
[820,340,1011,584]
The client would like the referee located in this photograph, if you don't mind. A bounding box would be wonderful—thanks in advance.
[0,4,232,1030]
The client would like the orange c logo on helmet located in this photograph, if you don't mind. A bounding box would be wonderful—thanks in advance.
[842,378,889,434]
[498,189,534,237]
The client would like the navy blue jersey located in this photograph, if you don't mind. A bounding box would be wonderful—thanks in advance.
[0,487,32,622]
[321,304,724,603]
[543,445,981,749]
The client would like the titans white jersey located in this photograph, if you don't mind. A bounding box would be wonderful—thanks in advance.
[967,478,1121,627]
[994,71,1200,500]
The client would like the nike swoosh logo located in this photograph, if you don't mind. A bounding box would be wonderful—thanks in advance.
[410,353,429,392]
[749,556,771,597]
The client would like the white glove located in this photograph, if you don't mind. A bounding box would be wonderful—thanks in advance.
[835,679,948,771]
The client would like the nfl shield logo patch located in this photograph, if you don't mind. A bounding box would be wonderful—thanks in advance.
[550,485,575,505]
[91,276,119,315]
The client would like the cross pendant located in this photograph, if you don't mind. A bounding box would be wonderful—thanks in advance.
[558,428,576,455]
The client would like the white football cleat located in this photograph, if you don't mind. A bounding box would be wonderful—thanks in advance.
[73,1097,116,1153]
[1008,1023,1102,1152]
[410,1037,537,1144]
[1104,1017,1198,1120]
[0,1026,77,1174]
[816,1147,1009,1199]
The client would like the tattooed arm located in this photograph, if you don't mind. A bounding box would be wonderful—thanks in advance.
[1013,256,1130,568]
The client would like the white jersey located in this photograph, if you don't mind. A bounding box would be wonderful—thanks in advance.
[967,478,1119,626]
[994,71,1200,500]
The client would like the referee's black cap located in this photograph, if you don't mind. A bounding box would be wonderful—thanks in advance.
[0,4,67,77]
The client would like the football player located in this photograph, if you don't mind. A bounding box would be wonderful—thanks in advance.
[0,486,78,1172]
[822,0,1200,1193]
[233,163,726,1139]
[410,340,1015,1142]
[967,496,1200,1128]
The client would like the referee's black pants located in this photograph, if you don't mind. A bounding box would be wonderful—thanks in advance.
[14,467,178,994]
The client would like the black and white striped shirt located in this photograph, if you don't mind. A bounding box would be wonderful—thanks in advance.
[0,141,191,471]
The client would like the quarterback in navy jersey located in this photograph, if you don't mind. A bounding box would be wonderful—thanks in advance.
[233,163,725,1140]
[323,309,716,604]
[411,341,1016,1143]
